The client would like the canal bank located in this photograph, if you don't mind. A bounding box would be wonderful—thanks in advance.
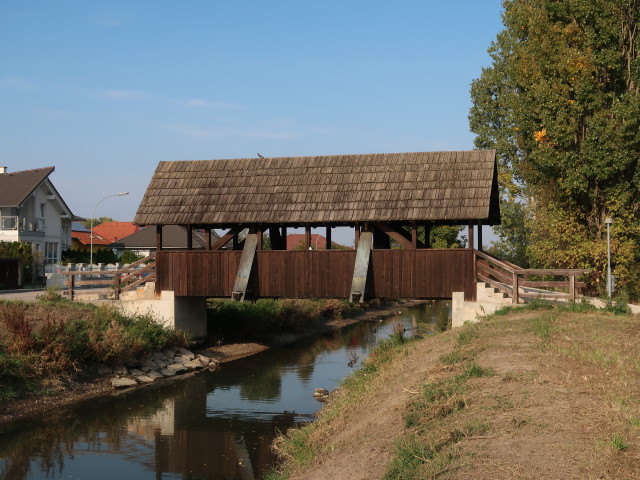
[0,298,430,426]
[270,306,640,480]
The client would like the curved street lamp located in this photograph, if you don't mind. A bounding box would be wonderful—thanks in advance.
[90,192,129,270]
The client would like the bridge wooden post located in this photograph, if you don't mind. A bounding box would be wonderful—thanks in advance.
[326,226,332,250]
[411,221,417,249]
[468,223,475,250]
[424,223,431,248]
[68,273,74,301]
[156,225,163,251]
[512,271,520,304]
[305,225,311,249]
[251,225,263,250]
[569,275,576,302]
[114,271,121,300]
[186,225,193,250]
[477,224,483,251]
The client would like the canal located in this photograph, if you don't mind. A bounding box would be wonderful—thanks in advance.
[0,301,450,480]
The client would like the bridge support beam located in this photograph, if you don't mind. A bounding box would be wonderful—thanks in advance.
[350,231,373,303]
[231,233,258,301]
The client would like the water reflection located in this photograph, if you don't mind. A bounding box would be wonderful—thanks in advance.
[0,301,450,480]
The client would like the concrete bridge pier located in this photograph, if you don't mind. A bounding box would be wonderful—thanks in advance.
[451,282,512,328]
[117,283,208,343]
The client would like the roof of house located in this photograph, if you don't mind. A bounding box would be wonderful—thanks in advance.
[286,233,347,250]
[109,225,215,249]
[0,166,55,207]
[92,222,140,243]
[72,221,90,232]
[72,231,110,246]
[133,150,500,227]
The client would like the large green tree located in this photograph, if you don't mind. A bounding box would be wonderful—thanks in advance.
[470,0,640,296]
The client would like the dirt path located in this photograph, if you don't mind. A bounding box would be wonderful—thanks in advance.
[280,309,640,479]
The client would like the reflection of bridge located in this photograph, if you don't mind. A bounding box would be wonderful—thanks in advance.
[150,351,312,480]
[129,151,501,338]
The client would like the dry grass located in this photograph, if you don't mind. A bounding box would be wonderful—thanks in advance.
[270,306,640,479]
[0,295,187,401]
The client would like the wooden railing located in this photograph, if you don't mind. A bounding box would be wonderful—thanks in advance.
[474,250,590,304]
[63,253,156,301]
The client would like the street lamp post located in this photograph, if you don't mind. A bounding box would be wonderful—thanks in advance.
[90,192,129,270]
[605,217,613,298]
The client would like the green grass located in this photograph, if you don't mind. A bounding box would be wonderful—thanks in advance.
[493,295,632,317]
[382,435,446,480]
[611,433,628,451]
[439,349,470,365]
[531,313,555,342]
[456,323,480,346]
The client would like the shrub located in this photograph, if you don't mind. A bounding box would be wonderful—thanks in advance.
[119,250,143,265]
[0,301,188,384]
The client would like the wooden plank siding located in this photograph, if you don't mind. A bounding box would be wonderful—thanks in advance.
[369,249,475,300]
[256,250,355,298]
[156,249,475,301]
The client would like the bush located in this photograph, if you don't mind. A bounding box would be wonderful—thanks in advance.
[207,298,360,342]
[119,250,143,265]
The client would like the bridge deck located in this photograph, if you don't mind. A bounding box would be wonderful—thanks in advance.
[156,249,476,301]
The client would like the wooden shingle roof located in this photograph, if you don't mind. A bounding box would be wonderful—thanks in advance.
[133,150,500,226]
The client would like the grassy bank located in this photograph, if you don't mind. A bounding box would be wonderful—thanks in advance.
[0,291,187,402]
[269,301,640,479]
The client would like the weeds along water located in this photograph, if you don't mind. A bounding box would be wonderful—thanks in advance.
[0,293,188,401]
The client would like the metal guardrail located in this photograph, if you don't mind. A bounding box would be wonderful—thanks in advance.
[62,253,156,301]
[474,249,590,304]
[0,216,45,232]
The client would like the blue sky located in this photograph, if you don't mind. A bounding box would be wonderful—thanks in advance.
[2,1,504,243]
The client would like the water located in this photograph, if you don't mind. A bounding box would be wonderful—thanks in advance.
[0,301,450,480]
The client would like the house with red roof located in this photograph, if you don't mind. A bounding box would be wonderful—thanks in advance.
[286,233,348,250]
[91,221,140,244]
[70,222,111,252]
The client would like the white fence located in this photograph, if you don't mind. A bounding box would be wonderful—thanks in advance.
[45,262,150,290]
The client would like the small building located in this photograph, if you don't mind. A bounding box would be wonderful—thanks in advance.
[0,166,73,264]
[109,225,215,258]
[71,221,111,252]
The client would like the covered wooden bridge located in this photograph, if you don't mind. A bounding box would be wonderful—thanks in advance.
[133,150,501,303]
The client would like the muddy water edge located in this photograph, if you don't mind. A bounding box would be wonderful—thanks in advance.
[0,301,450,480]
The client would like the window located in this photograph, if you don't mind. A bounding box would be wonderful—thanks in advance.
[44,242,58,264]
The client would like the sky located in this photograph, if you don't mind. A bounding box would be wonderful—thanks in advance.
[1,1,505,245]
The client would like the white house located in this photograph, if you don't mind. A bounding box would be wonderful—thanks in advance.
[0,166,73,264]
